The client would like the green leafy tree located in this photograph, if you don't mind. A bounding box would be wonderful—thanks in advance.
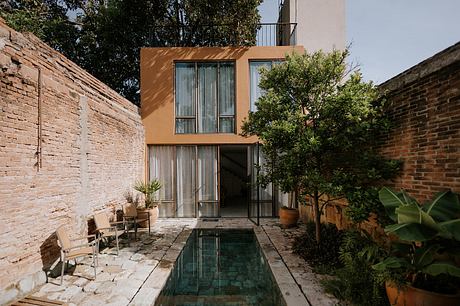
[242,50,400,243]
[1,0,262,104]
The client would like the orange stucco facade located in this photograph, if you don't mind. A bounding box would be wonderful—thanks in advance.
[140,46,304,145]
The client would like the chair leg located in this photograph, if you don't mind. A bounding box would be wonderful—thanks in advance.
[60,259,65,285]
[115,233,119,256]
[93,250,97,280]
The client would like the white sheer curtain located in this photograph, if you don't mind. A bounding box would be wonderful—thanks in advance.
[149,146,175,217]
[175,63,196,133]
[176,146,196,217]
[219,62,235,133]
[197,146,218,217]
[249,61,271,112]
[198,63,217,133]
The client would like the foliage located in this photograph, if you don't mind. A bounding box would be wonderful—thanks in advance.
[322,230,390,306]
[0,0,80,58]
[293,222,344,274]
[134,179,161,208]
[123,190,139,206]
[242,50,400,243]
[373,188,460,294]
[345,187,393,226]
[1,0,262,104]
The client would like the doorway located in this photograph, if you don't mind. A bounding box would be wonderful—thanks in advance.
[220,145,248,217]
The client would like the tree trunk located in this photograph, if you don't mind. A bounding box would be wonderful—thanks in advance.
[313,189,321,244]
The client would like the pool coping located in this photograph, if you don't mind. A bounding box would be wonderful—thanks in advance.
[130,219,309,306]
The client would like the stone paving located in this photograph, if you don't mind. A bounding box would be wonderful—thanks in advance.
[25,218,338,306]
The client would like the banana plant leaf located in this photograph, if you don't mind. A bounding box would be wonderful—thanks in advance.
[423,262,460,278]
[396,205,439,231]
[413,244,439,269]
[372,256,409,271]
[422,191,460,222]
[439,219,460,241]
[379,187,407,222]
[385,223,438,241]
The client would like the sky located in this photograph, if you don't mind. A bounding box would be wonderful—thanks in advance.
[259,0,460,84]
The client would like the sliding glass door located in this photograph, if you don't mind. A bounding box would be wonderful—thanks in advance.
[149,145,219,218]
[149,146,175,217]
[176,146,196,217]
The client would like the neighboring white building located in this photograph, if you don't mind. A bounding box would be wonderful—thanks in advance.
[279,0,346,52]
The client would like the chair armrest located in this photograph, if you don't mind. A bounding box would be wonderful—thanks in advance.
[63,241,97,252]
[96,226,117,231]
[70,234,97,242]
[109,221,125,225]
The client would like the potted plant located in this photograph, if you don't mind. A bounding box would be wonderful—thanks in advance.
[373,187,460,306]
[134,179,162,227]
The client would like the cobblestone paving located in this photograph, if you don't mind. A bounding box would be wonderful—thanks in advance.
[27,218,338,306]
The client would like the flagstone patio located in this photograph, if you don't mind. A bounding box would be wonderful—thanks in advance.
[26,219,337,306]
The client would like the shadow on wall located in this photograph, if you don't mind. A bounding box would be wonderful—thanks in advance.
[39,233,60,279]
[141,47,250,119]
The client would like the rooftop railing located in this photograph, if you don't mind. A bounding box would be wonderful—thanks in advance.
[147,23,297,47]
[256,23,297,46]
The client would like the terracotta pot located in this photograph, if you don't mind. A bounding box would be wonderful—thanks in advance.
[279,207,299,228]
[136,206,159,228]
[385,281,460,306]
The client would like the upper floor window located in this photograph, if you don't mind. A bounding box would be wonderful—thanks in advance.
[175,62,235,134]
[249,60,281,112]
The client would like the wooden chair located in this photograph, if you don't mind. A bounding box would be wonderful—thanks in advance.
[122,203,151,240]
[55,226,98,285]
[94,212,126,255]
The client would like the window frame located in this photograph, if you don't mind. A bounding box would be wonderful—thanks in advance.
[174,61,236,134]
[249,59,283,112]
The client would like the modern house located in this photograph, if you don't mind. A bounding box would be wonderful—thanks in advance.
[140,0,345,221]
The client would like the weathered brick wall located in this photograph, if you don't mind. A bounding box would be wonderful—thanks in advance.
[0,19,144,302]
[300,42,460,229]
[378,43,460,201]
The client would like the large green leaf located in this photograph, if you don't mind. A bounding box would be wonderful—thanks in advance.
[372,256,409,271]
[413,244,439,269]
[396,205,439,231]
[423,262,460,277]
[385,223,438,242]
[423,191,460,222]
[379,187,406,221]
[439,219,460,241]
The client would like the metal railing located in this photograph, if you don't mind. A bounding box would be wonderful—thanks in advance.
[256,23,297,46]
[147,23,297,47]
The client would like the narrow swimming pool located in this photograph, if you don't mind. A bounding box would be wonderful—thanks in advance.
[155,229,285,306]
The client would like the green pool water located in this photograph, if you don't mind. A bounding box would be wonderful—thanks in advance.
[155,229,285,306]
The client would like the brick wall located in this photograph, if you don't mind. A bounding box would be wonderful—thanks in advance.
[299,42,460,229]
[0,19,144,302]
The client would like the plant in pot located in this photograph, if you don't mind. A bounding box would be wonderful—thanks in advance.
[373,187,460,306]
[134,179,162,228]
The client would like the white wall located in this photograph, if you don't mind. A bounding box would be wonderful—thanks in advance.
[284,0,346,52]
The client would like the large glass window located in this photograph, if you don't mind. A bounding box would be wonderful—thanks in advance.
[175,62,235,134]
[249,60,281,112]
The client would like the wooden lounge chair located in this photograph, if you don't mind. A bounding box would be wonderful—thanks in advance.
[122,203,151,240]
[94,212,126,255]
[55,226,99,285]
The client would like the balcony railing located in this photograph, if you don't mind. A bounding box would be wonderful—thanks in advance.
[256,23,297,46]
[147,23,297,47]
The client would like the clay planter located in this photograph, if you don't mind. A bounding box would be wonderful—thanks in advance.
[136,206,159,228]
[279,207,299,228]
[385,281,460,306]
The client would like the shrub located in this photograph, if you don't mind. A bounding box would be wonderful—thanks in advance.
[322,230,389,306]
[293,222,344,274]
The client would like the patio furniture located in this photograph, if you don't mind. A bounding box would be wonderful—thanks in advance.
[122,203,151,240]
[94,212,126,255]
[56,226,99,285]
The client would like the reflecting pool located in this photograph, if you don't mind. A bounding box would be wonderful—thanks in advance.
[155,229,285,306]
